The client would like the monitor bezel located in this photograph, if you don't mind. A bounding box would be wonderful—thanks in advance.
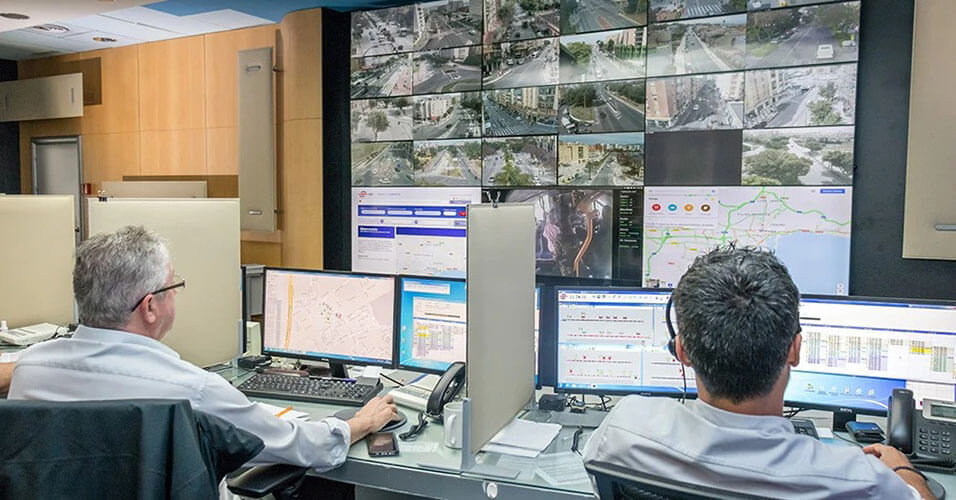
[260,267,399,369]
[395,274,469,375]
[785,293,956,417]
[552,286,695,399]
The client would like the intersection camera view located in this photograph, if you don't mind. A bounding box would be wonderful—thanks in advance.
[559,132,645,186]
[349,0,861,282]
[483,86,558,136]
[647,14,746,76]
[413,46,482,94]
[413,91,482,140]
[559,28,647,83]
[560,0,647,34]
[650,0,745,22]
[351,53,413,98]
[558,79,645,134]
[482,136,558,186]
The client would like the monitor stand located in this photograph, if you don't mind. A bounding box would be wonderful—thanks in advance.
[832,408,856,432]
[330,362,349,379]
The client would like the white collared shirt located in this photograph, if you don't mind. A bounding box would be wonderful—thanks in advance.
[8,325,351,471]
[583,395,921,499]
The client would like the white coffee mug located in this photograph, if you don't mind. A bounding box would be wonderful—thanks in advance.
[443,400,464,449]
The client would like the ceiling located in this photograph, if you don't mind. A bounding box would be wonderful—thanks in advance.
[0,0,417,61]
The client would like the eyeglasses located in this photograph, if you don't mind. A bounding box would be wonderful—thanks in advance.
[130,275,186,312]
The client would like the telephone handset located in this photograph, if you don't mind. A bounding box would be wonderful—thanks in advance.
[888,388,956,462]
[887,388,915,454]
[426,361,465,419]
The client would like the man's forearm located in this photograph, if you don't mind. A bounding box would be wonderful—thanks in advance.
[0,362,15,395]
[896,469,936,500]
[347,416,373,445]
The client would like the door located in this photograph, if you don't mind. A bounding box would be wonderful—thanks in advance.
[32,136,83,245]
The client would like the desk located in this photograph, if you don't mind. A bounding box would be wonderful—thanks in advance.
[223,367,956,500]
[222,367,593,499]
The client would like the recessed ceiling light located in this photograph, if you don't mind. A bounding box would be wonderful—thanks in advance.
[0,13,30,20]
[93,36,117,43]
[31,24,70,34]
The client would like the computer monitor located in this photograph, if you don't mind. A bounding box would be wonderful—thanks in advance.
[396,276,467,373]
[262,268,396,374]
[555,288,696,396]
[396,277,543,377]
[786,295,956,416]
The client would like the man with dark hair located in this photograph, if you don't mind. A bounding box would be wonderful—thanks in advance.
[584,246,934,499]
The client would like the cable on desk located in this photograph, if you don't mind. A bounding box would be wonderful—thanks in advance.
[381,373,405,387]
[832,432,863,448]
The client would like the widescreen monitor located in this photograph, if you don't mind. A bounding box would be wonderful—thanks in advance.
[262,268,396,369]
[787,296,956,416]
[397,276,543,377]
[555,288,696,396]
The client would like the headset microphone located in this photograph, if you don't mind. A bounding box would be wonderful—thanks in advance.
[665,293,677,359]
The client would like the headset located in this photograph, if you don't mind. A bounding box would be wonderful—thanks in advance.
[664,292,687,402]
[665,293,678,359]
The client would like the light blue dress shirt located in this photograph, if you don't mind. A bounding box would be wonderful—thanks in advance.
[583,395,920,499]
[8,325,351,471]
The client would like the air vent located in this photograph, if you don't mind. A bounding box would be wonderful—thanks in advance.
[0,13,29,20]
[30,24,70,34]
[30,51,59,57]
[93,36,117,43]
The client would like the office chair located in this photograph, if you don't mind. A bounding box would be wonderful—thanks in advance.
[0,399,265,499]
[585,460,767,500]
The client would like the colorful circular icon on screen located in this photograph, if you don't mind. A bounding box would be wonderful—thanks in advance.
[684,204,694,212]
[701,204,711,212]
[652,203,661,211]
[667,204,677,211]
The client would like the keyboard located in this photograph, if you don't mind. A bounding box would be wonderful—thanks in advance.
[238,373,382,406]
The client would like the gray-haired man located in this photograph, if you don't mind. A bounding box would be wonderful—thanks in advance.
[584,246,934,499]
[9,225,398,471]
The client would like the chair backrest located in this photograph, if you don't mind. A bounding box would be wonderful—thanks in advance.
[584,460,767,500]
[0,399,263,500]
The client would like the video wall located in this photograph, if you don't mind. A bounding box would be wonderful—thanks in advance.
[349,0,860,294]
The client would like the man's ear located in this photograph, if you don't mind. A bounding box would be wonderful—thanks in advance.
[788,332,802,367]
[675,336,693,367]
[140,294,159,325]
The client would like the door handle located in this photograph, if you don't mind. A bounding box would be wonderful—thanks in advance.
[935,224,956,232]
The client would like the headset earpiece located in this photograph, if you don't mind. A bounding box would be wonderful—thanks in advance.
[666,294,677,359]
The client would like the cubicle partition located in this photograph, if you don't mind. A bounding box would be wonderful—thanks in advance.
[87,198,241,367]
[0,195,75,328]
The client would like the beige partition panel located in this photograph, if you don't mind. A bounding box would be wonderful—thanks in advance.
[88,198,241,366]
[0,195,75,328]
[100,181,207,198]
[903,0,956,260]
[466,203,536,455]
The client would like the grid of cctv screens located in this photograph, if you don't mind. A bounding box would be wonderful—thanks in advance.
[349,0,859,292]
[261,268,553,380]
[262,269,956,416]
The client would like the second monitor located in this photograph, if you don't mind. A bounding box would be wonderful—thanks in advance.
[262,268,396,376]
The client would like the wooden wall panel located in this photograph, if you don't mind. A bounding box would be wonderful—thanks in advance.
[279,9,323,121]
[140,129,206,175]
[205,25,278,128]
[241,241,282,266]
[280,118,323,269]
[206,126,238,175]
[79,46,140,135]
[82,132,141,190]
[138,37,206,131]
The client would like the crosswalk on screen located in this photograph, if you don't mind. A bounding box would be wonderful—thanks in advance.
[349,0,860,292]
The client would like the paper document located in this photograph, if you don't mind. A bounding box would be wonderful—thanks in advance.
[817,428,834,439]
[481,419,561,457]
[256,402,310,421]
[0,352,20,363]
[362,365,383,379]
[535,452,590,486]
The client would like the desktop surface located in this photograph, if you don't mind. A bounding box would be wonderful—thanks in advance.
[218,366,956,499]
